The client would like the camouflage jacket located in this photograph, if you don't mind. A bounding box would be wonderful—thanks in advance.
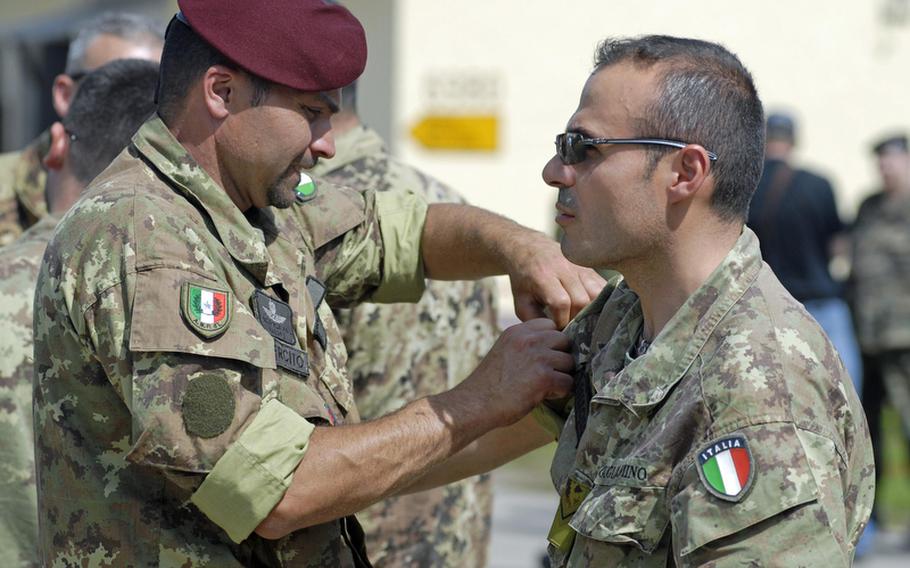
[33,116,426,567]
[543,228,873,567]
[848,191,910,352]
[311,125,497,567]
[0,132,50,247]
[0,215,58,568]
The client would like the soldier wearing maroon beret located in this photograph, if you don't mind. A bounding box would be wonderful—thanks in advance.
[33,1,605,566]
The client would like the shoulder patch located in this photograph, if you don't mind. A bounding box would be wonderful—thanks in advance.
[696,434,754,502]
[182,374,235,438]
[181,282,232,338]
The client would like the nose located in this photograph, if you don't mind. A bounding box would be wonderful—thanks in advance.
[542,154,575,189]
[310,119,336,160]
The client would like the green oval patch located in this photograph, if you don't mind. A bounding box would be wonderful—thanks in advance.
[182,374,236,439]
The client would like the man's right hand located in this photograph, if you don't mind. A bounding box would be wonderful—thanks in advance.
[455,318,574,428]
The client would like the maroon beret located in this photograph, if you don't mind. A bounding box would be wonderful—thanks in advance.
[177,0,366,92]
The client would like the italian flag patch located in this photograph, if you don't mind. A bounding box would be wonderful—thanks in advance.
[696,434,753,502]
[181,282,232,338]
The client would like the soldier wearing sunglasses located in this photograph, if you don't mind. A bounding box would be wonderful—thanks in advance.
[413,35,873,566]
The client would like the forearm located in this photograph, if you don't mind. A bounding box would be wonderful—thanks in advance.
[401,413,553,494]
[255,385,498,538]
[421,203,605,328]
[421,203,541,280]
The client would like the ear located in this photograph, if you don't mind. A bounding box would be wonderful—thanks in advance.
[667,145,712,205]
[43,122,69,172]
[52,74,76,118]
[202,65,239,120]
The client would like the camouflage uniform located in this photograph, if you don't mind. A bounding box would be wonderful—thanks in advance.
[849,192,910,435]
[0,132,50,247]
[537,228,874,567]
[33,116,427,567]
[0,215,58,568]
[311,125,497,567]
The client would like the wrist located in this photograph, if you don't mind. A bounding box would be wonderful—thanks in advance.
[429,383,503,443]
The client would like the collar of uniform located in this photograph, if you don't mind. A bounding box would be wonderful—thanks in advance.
[592,228,763,411]
[131,116,279,286]
[309,124,385,177]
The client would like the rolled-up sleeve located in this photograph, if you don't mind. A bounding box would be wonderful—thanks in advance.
[370,190,427,303]
[311,186,427,307]
[192,399,316,543]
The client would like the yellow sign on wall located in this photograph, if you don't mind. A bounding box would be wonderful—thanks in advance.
[410,115,498,151]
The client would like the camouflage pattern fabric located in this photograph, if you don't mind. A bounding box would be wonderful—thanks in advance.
[0,215,58,568]
[849,191,910,353]
[0,132,50,247]
[544,228,874,567]
[311,125,497,567]
[33,116,423,567]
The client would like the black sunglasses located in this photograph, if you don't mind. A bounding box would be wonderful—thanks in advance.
[555,132,719,165]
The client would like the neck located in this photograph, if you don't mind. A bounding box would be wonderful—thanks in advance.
[621,223,740,340]
[45,171,83,216]
[167,112,252,211]
[886,178,910,197]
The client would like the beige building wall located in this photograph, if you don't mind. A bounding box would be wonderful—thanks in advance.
[362,0,910,232]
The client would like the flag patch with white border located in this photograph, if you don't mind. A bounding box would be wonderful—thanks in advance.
[181,282,232,338]
[696,434,753,502]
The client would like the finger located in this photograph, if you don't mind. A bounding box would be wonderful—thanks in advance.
[537,329,571,351]
[580,269,607,300]
[522,317,559,331]
[513,294,546,323]
[560,271,593,322]
[543,371,574,400]
[539,285,571,329]
[543,350,575,373]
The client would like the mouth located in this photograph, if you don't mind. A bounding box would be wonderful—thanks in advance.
[555,204,576,226]
[555,187,577,225]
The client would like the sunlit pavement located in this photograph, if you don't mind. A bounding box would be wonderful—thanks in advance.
[487,472,910,568]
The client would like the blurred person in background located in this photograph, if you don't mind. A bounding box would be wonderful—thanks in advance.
[0,58,159,568]
[849,133,910,546]
[0,11,163,247]
[310,81,498,568]
[747,113,861,392]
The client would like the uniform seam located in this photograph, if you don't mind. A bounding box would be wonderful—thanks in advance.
[792,423,849,469]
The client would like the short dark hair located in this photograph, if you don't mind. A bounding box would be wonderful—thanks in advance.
[873,134,908,155]
[157,17,271,124]
[62,59,160,184]
[594,36,765,222]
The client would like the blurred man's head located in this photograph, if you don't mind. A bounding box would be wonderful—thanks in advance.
[155,0,366,211]
[542,35,764,270]
[873,134,910,195]
[329,80,361,134]
[764,112,796,161]
[43,59,160,214]
[52,12,164,118]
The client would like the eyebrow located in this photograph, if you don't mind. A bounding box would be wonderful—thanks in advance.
[318,92,340,114]
[567,124,597,139]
